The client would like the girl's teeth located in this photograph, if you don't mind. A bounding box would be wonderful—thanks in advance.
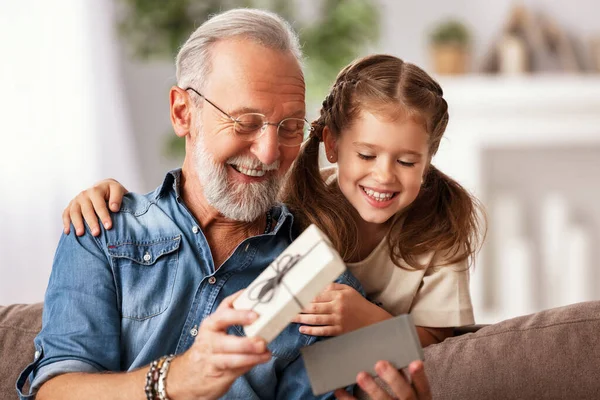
[363,187,394,201]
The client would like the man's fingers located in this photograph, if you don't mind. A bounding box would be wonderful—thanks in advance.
[209,335,268,355]
[374,361,414,400]
[210,352,271,370]
[219,290,245,309]
[202,308,258,332]
[334,388,356,399]
[408,361,431,400]
[356,371,392,400]
[90,191,113,230]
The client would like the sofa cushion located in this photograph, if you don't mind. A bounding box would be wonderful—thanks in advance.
[0,303,42,400]
[425,301,600,399]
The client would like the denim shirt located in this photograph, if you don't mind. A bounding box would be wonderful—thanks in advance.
[17,169,364,399]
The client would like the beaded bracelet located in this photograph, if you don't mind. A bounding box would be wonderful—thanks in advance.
[145,355,175,400]
[144,358,160,400]
[157,355,176,400]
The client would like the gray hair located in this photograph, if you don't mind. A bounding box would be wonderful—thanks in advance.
[176,8,303,96]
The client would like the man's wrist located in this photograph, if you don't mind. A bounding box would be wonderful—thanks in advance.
[144,354,176,400]
[159,354,193,400]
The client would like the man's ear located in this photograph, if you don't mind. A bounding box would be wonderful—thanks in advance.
[170,86,194,138]
[322,127,338,163]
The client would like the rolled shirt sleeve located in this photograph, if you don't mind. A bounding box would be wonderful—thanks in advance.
[17,230,121,398]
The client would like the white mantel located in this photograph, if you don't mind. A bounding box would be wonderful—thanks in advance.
[435,75,600,196]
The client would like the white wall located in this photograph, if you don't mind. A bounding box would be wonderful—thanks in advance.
[0,0,142,304]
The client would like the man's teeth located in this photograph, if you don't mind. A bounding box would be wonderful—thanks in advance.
[363,187,394,201]
[235,165,266,177]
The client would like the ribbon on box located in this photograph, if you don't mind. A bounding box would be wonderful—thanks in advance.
[247,241,323,310]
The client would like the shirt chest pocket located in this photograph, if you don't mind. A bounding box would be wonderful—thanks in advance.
[108,236,181,320]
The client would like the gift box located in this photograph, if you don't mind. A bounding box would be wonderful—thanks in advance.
[301,314,424,395]
[233,224,346,343]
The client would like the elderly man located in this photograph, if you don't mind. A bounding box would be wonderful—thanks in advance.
[17,9,430,400]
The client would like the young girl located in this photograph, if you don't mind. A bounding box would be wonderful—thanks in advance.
[63,54,484,347]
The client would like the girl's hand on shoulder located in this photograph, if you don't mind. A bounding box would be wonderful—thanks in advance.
[291,283,392,336]
[62,179,128,237]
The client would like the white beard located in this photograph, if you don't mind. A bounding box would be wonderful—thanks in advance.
[193,135,283,222]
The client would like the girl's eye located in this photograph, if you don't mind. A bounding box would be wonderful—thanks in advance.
[358,153,375,160]
[398,160,416,167]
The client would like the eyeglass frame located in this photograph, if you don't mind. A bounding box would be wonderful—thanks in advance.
[184,87,312,147]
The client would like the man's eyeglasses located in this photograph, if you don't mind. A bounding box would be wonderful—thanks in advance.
[185,87,311,147]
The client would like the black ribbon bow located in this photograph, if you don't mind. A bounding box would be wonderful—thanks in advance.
[248,253,302,306]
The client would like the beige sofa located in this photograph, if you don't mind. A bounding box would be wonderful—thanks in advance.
[2,302,599,399]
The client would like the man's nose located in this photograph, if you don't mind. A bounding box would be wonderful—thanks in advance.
[250,125,281,166]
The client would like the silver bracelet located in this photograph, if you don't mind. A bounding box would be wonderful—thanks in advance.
[157,354,175,400]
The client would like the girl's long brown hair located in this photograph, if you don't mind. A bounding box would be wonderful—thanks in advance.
[282,54,485,269]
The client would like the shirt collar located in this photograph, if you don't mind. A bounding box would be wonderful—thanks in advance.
[156,169,183,200]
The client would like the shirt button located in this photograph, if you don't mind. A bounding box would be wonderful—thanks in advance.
[192,226,199,234]
[190,327,198,337]
[208,276,217,285]
[34,350,40,360]
[143,252,151,262]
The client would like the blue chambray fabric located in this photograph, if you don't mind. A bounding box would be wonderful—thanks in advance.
[16,169,363,399]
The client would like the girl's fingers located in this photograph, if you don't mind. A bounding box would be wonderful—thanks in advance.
[89,192,113,231]
[292,313,336,326]
[298,325,341,337]
[325,282,347,291]
[62,206,72,234]
[79,200,101,236]
[301,302,333,314]
[311,291,337,303]
[69,203,86,236]
[107,181,128,212]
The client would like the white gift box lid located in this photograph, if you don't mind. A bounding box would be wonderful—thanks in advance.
[233,224,346,342]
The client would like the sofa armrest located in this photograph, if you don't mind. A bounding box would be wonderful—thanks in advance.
[425,301,600,399]
[0,304,43,399]
[453,324,488,336]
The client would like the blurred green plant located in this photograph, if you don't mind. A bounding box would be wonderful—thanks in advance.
[429,20,470,46]
[117,0,379,158]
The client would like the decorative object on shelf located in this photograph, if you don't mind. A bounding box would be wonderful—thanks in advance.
[481,5,583,74]
[497,34,528,75]
[429,19,471,75]
[591,36,600,72]
[116,0,380,159]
